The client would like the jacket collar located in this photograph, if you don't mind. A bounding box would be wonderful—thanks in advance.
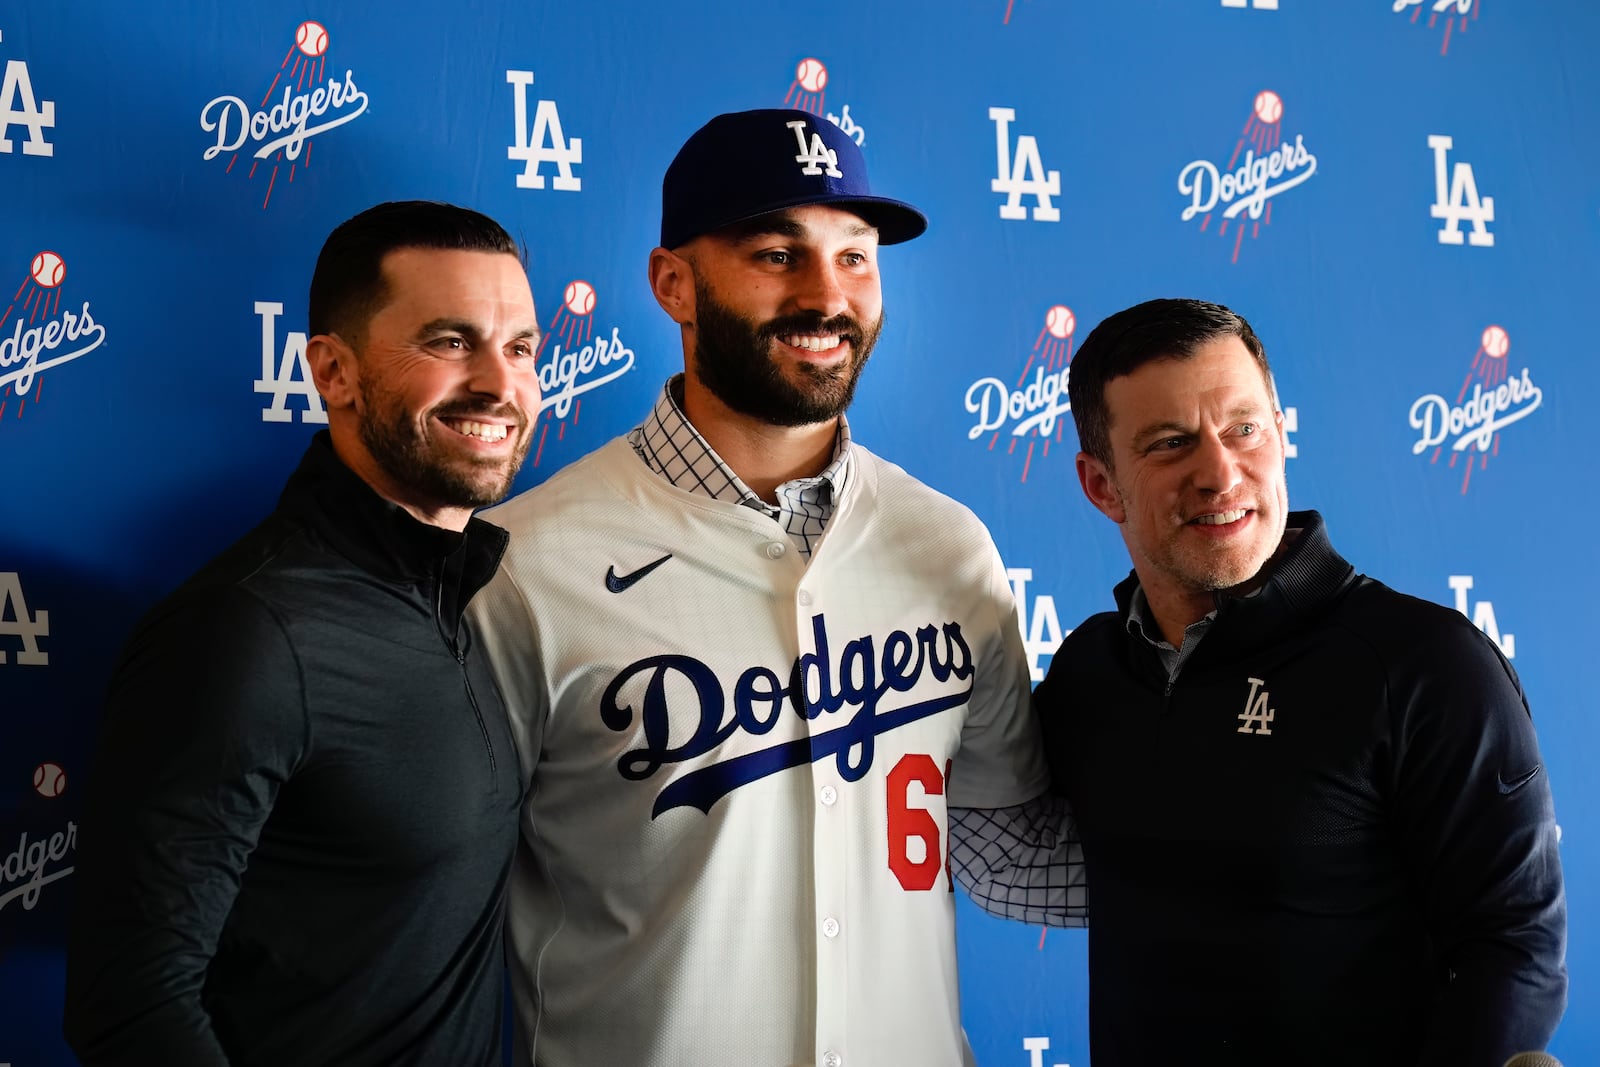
[1112,509,1357,658]
[275,432,508,599]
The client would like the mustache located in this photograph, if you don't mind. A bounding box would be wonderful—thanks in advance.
[756,312,867,348]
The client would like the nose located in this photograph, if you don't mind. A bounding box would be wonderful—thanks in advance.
[1191,433,1243,496]
[468,347,535,412]
[793,258,851,320]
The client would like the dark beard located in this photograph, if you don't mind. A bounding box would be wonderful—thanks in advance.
[691,278,883,427]
[357,382,530,510]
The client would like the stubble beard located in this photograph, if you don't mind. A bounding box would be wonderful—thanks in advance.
[356,376,531,511]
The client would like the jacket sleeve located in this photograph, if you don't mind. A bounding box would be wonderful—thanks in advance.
[64,588,308,1067]
[1388,621,1567,1065]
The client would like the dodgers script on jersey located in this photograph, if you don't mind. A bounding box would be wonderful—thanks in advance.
[472,437,1048,1067]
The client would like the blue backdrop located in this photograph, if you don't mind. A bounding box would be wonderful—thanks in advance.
[3,1,1595,1062]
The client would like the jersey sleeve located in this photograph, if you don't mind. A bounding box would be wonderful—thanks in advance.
[1386,621,1567,1065]
[64,587,308,1067]
[946,543,1050,808]
[466,562,547,788]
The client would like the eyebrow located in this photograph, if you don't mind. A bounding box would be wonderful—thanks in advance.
[417,317,542,342]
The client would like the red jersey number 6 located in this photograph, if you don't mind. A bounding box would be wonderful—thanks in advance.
[886,753,953,891]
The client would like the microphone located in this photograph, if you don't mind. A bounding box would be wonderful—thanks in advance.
[1502,1054,1562,1067]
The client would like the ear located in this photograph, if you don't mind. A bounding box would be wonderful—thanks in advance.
[648,247,695,326]
[1077,451,1126,524]
[1274,408,1287,466]
[307,334,359,411]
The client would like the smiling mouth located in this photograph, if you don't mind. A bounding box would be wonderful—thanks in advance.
[779,332,846,355]
[440,417,509,443]
[1191,509,1249,526]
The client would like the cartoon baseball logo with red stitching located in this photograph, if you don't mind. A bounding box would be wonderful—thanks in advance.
[197,21,370,209]
[781,57,866,147]
[0,249,105,424]
[528,279,636,468]
[1176,90,1319,264]
[964,304,1077,483]
[1409,324,1541,494]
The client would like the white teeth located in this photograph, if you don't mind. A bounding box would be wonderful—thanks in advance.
[1193,509,1248,526]
[783,334,841,353]
[447,419,508,442]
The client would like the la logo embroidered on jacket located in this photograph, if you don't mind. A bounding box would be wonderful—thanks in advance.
[1237,676,1275,735]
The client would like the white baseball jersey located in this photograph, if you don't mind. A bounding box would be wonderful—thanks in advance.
[472,436,1047,1067]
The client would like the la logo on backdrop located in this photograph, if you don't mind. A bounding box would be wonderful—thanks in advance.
[527,279,635,468]
[964,304,1077,483]
[0,250,107,424]
[198,20,370,209]
[1177,90,1319,264]
[506,70,583,191]
[0,28,57,157]
[1409,324,1541,494]
[781,57,866,147]
[1394,0,1480,55]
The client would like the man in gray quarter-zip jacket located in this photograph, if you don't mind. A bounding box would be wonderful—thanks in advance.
[65,201,544,1067]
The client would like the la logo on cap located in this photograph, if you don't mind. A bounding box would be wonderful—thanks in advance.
[787,119,842,178]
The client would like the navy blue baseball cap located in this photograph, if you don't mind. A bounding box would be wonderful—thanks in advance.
[660,109,928,249]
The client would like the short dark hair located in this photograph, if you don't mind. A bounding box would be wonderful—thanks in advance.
[1068,298,1273,464]
[308,200,522,340]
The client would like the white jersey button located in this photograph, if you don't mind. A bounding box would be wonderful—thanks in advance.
[821,916,840,938]
[822,1053,842,1067]
[797,589,813,606]
[819,785,838,806]
[765,541,786,559]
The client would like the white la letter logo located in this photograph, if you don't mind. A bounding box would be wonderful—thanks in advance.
[1449,575,1515,658]
[0,572,49,666]
[1237,677,1275,735]
[1007,568,1071,683]
[989,107,1060,222]
[506,71,582,191]
[0,31,56,157]
[1428,135,1494,247]
[254,302,327,424]
[786,119,842,177]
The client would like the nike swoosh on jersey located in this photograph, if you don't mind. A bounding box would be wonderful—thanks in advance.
[605,554,673,593]
[1497,764,1541,795]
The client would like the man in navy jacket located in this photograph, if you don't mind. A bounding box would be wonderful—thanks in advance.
[1035,297,1566,1067]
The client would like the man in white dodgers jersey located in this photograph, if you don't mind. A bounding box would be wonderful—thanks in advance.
[472,108,1085,1067]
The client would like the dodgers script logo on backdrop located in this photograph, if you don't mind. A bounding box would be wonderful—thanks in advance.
[0,250,106,424]
[254,301,326,424]
[1410,324,1540,494]
[506,71,583,191]
[1177,90,1318,264]
[781,58,866,146]
[0,820,76,915]
[528,279,633,468]
[0,28,57,157]
[199,21,369,209]
[1395,0,1479,56]
[966,305,1076,483]
[601,614,974,816]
